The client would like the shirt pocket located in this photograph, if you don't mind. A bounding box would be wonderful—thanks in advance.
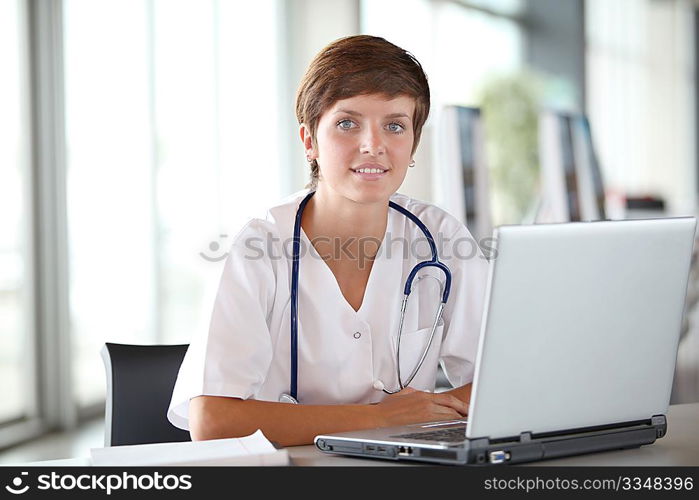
[396,320,444,389]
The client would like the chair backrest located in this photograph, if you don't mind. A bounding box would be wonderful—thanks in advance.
[101,342,191,446]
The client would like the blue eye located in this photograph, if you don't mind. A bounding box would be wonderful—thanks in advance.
[387,122,405,134]
[337,119,356,130]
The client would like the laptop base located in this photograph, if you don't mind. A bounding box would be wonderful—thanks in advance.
[315,415,666,465]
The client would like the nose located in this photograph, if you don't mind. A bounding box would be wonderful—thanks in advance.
[360,124,386,156]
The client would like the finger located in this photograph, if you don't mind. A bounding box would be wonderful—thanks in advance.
[432,394,469,416]
[429,406,463,421]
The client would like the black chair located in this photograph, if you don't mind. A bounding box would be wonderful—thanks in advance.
[101,342,191,446]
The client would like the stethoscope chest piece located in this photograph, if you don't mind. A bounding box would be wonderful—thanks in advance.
[279,393,299,404]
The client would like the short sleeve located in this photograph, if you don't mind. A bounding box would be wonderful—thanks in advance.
[167,220,277,431]
[438,223,490,387]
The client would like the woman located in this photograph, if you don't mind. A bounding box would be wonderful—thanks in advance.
[167,35,489,446]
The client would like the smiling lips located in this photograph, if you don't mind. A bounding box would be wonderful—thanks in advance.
[352,163,388,180]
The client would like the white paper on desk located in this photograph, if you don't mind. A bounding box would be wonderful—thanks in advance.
[90,430,288,466]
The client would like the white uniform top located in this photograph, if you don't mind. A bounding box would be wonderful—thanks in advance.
[167,189,490,430]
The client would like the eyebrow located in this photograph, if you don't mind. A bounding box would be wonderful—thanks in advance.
[334,109,412,120]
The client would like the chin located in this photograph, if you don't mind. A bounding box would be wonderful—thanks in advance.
[321,178,398,205]
[347,187,394,205]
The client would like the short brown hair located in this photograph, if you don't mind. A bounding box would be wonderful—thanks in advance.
[295,35,431,190]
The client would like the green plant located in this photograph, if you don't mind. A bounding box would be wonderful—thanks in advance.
[478,72,543,225]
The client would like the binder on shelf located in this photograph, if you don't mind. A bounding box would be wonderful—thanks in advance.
[437,106,493,246]
[537,111,606,223]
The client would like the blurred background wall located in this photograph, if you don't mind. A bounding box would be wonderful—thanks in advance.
[1,0,698,457]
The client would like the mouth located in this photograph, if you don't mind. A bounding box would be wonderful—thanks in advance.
[351,164,389,180]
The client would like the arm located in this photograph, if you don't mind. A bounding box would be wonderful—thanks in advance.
[189,389,470,447]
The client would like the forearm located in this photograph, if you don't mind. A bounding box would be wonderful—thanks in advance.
[190,396,382,447]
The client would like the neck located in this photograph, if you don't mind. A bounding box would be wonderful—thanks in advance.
[302,185,389,241]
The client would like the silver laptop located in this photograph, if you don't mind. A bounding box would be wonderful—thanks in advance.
[315,217,697,465]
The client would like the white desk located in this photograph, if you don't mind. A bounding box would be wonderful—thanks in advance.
[21,403,699,467]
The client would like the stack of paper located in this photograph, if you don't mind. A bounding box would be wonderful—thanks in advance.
[90,430,288,466]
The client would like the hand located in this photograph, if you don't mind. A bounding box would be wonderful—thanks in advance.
[442,383,472,406]
[373,387,469,427]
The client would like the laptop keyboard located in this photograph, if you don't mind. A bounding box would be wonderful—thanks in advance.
[391,425,467,443]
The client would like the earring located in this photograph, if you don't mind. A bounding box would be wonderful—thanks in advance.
[306,156,313,163]
[409,160,415,168]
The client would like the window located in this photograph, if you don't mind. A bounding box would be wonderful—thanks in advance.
[586,0,696,212]
[63,0,284,409]
[0,0,36,425]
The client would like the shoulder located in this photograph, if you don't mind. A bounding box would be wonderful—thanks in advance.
[230,189,310,248]
[219,193,308,282]
[389,192,466,238]
[266,188,310,223]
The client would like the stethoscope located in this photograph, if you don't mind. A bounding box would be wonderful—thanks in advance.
[279,190,452,404]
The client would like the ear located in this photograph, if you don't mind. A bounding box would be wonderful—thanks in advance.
[299,124,316,159]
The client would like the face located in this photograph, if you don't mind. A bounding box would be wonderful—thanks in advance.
[301,93,416,205]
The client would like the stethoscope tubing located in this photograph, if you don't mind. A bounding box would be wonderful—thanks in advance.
[284,190,452,403]
[289,191,314,401]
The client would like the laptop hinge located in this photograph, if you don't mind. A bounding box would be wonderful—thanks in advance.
[519,431,533,443]
[470,438,490,449]
[651,414,667,438]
